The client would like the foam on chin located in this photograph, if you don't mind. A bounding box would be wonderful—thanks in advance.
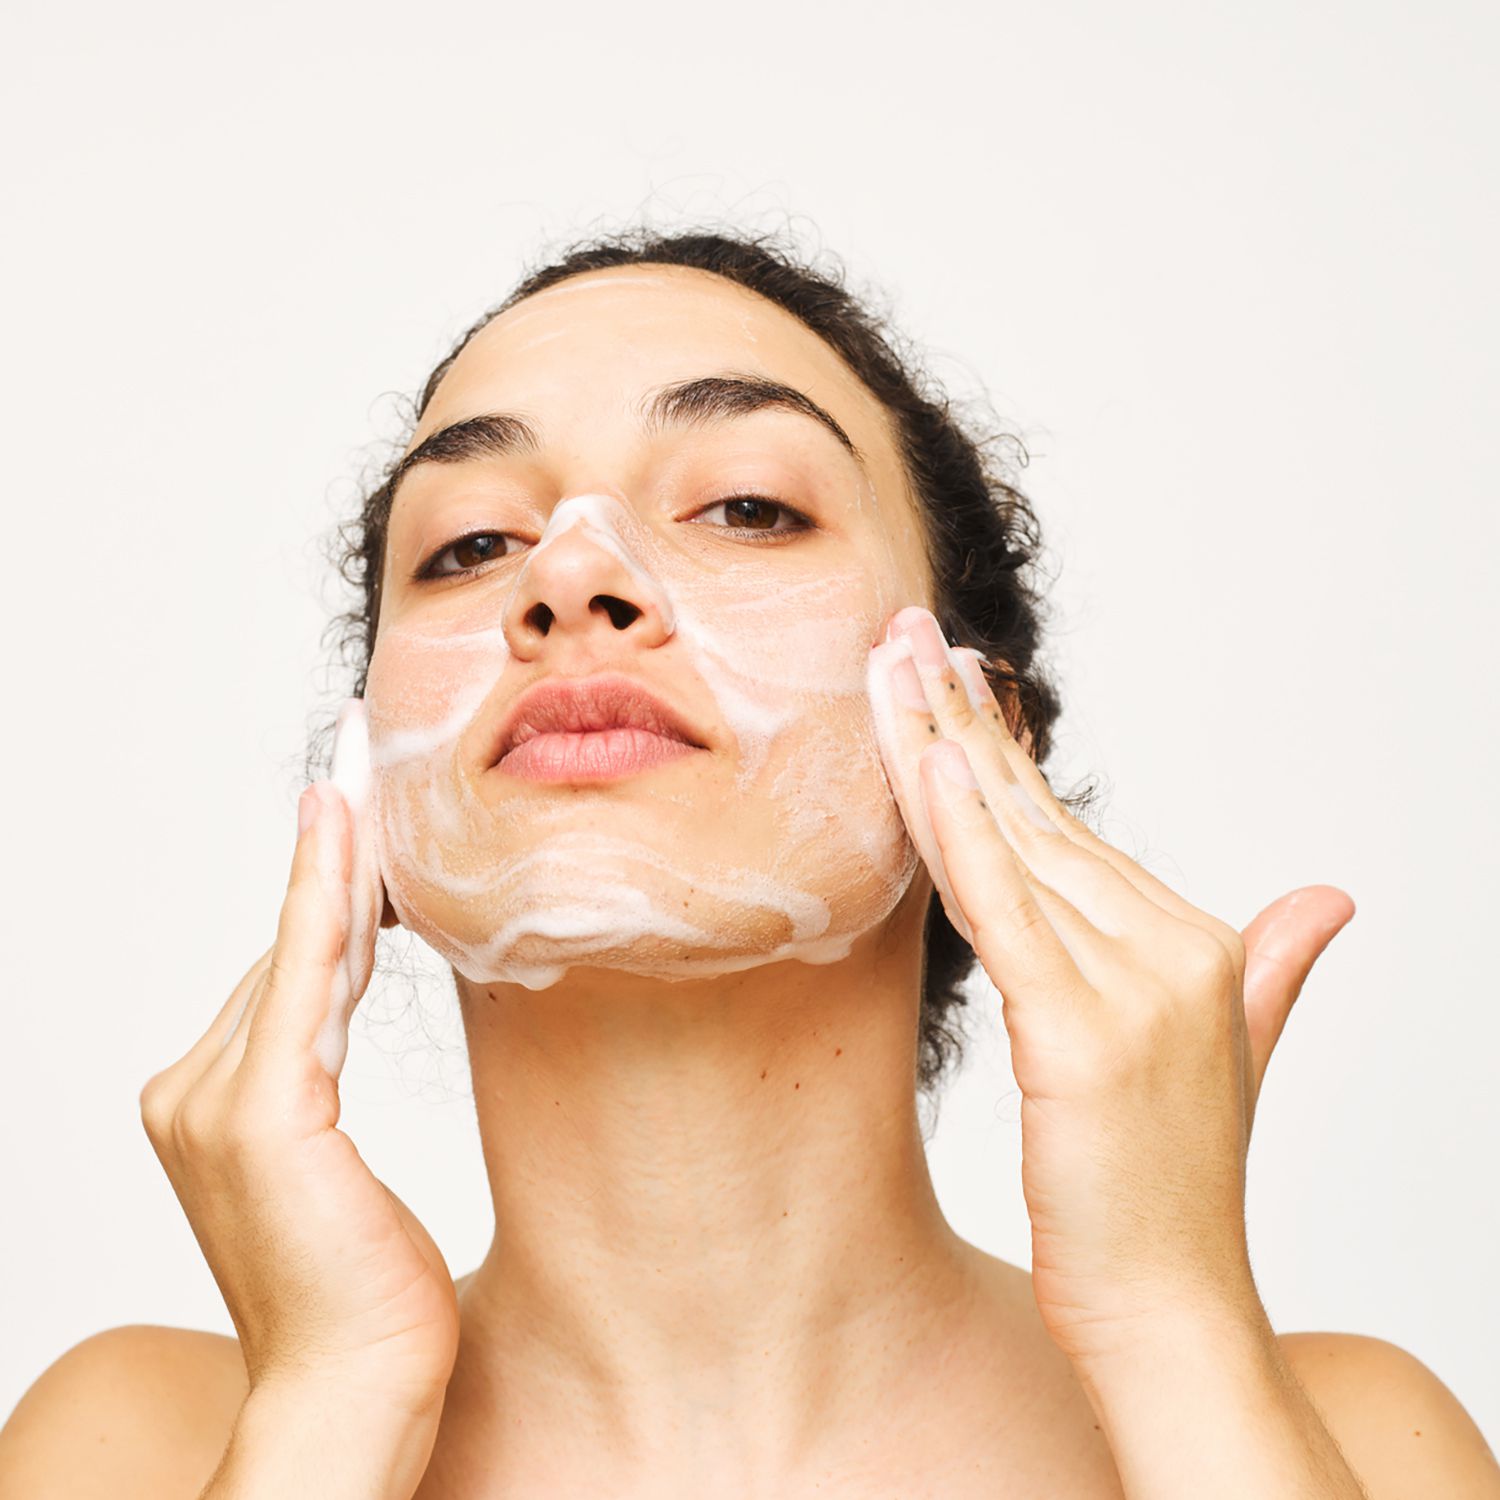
[356,490,918,989]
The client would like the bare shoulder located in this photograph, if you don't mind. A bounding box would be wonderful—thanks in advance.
[1278,1330,1499,1497]
[0,1324,247,1500]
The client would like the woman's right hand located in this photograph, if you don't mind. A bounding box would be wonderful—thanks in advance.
[138,778,460,1420]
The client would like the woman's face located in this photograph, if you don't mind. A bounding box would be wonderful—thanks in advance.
[366,265,935,989]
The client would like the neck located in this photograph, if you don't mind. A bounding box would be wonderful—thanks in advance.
[443,879,984,1484]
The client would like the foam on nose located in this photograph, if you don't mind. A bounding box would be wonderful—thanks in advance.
[526,493,676,635]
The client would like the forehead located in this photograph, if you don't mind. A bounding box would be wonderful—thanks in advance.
[408,264,904,473]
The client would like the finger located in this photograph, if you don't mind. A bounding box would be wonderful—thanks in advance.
[199,962,271,1086]
[919,736,1107,1003]
[1241,885,1356,1089]
[240,780,352,1080]
[893,609,1186,961]
[876,600,1218,924]
[867,637,973,943]
[141,946,275,1110]
[890,607,1243,962]
[956,637,1236,938]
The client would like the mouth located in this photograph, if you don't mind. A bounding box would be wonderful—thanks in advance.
[487,672,710,784]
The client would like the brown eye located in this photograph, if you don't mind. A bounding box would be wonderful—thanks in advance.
[420,531,519,578]
[692,496,813,535]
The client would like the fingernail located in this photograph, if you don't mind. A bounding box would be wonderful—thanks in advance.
[928,739,979,792]
[298,785,321,834]
[888,605,950,667]
[907,611,951,672]
[890,654,931,711]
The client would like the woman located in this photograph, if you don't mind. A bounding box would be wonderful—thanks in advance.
[4,229,1495,1498]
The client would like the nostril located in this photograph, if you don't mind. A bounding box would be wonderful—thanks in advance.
[525,602,555,635]
[594,595,642,630]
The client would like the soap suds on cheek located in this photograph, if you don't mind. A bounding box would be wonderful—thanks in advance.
[363,490,920,989]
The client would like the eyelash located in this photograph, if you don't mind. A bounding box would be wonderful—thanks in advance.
[413,494,815,580]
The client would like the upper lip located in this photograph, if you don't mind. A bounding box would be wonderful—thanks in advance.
[488,672,709,766]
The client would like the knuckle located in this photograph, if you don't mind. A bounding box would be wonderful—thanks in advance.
[138,1068,167,1110]
[1178,928,1238,991]
[264,946,296,996]
[264,945,312,1002]
[267,928,339,997]
[943,685,976,731]
[1200,912,1245,962]
[170,1090,223,1156]
[1219,926,1247,977]
[1000,896,1051,947]
[138,1074,174,1137]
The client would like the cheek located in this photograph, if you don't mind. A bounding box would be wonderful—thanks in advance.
[768,700,917,900]
[679,568,918,907]
[362,617,513,938]
[364,615,510,761]
[668,564,889,781]
[713,577,875,683]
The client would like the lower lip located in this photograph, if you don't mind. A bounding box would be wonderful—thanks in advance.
[497,727,702,782]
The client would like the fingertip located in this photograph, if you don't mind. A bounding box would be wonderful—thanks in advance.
[1291,883,1358,936]
[289,780,353,903]
[921,737,980,796]
[288,786,327,890]
[297,780,346,837]
[297,783,321,836]
[317,780,354,884]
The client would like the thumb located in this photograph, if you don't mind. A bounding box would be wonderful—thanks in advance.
[1242,883,1357,1098]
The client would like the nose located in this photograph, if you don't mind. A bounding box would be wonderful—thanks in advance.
[501,498,675,664]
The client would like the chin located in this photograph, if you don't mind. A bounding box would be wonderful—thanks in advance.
[385,834,919,993]
[376,727,920,992]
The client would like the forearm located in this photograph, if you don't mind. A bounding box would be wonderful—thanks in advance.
[198,1380,444,1500]
[1075,1305,1369,1500]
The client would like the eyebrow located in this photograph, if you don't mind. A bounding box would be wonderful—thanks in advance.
[385,372,865,502]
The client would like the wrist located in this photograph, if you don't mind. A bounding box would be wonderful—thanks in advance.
[1062,1301,1370,1499]
[1067,1285,1278,1395]
[1044,1243,1264,1364]
[212,1379,445,1500]
[249,1367,450,1429]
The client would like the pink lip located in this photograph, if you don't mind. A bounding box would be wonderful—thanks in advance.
[500,726,700,782]
[489,673,708,784]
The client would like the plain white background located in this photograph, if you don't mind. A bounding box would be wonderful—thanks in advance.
[4,0,1496,1450]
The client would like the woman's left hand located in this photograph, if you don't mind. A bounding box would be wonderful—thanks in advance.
[868,606,1357,1370]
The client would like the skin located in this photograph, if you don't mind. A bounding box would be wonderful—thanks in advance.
[376,266,1033,1494]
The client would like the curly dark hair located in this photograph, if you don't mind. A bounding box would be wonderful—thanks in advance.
[320,223,1095,1104]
